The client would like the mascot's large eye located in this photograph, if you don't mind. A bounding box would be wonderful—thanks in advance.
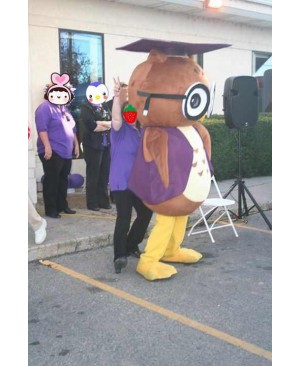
[182,83,210,120]
[190,94,201,109]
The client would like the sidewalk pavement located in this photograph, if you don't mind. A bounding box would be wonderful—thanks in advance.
[28,176,272,262]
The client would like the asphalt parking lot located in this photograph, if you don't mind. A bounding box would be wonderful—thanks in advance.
[29,210,272,366]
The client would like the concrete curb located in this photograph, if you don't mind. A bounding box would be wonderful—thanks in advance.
[28,202,272,262]
[29,234,113,262]
[28,176,272,262]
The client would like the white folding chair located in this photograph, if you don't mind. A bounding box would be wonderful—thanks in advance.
[188,176,238,243]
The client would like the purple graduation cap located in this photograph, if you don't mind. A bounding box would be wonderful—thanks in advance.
[116,38,231,55]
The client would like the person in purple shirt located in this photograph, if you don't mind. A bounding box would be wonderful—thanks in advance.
[110,78,153,274]
[35,75,80,219]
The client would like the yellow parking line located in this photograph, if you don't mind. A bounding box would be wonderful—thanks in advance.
[233,223,272,234]
[40,259,272,362]
[203,220,272,235]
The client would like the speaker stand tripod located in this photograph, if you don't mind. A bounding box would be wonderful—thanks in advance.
[223,129,272,230]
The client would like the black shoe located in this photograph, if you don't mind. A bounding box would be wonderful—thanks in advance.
[114,257,127,274]
[63,207,76,214]
[99,204,112,210]
[46,212,61,219]
[88,207,100,211]
[127,248,142,258]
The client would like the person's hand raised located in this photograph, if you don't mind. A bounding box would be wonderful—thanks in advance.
[113,77,128,104]
[113,77,122,97]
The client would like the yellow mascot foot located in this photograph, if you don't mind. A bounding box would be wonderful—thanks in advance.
[136,261,177,281]
[161,248,203,263]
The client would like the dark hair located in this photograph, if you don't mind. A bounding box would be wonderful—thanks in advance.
[44,86,75,101]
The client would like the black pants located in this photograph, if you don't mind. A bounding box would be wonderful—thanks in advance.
[84,146,110,208]
[39,151,72,215]
[112,190,153,261]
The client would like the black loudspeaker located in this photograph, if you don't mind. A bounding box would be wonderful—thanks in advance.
[262,69,272,112]
[223,76,259,129]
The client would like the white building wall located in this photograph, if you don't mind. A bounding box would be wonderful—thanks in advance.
[28,0,271,198]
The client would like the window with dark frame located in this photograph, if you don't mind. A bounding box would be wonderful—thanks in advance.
[252,51,272,113]
[59,29,105,156]
[252,51,272,74]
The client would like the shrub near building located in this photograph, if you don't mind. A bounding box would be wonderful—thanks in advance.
[203,113,272,181]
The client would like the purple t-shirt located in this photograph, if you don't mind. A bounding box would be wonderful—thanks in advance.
[35,100,76,159]
[109,121,141,191]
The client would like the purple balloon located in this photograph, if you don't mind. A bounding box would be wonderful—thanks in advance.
[41,174,84,189]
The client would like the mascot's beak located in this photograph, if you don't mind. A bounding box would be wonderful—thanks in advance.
[198,115,206,123]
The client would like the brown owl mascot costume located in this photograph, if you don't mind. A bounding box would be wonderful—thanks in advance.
[117,39,230,280]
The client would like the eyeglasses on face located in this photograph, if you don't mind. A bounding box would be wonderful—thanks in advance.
[137,82,211,120]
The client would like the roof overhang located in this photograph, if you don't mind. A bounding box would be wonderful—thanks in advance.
[106,0,272,28]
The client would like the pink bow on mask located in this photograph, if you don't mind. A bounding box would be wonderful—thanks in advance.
[51,73,70,86]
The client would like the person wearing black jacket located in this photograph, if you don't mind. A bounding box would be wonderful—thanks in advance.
[81,99,112,211]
